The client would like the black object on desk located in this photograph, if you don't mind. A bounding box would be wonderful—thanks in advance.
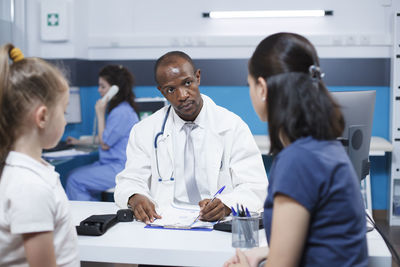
[76,209,134,236]
[76,214,118,236]
[214,217,264,232]
[117,209,134,222]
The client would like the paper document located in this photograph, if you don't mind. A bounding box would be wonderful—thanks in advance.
[42,148,89,159]
[148,205,216,229]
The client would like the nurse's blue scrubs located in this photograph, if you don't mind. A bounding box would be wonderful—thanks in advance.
[66,102,138,201]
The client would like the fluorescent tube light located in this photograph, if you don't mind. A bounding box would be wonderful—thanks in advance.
[203,10,333,19]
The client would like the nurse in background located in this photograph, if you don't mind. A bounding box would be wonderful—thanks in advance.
[66,65,139,201]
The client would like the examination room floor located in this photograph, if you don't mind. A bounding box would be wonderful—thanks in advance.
[374,211,400,267]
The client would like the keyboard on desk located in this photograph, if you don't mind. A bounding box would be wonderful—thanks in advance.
[74,143,99,152]
[43,141,74,153]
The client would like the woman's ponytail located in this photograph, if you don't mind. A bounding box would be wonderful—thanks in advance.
[0,44,16,176]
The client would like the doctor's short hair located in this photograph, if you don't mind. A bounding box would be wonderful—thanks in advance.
[248,32,344,155]
[0,43,69,175]
[154,51,196,84]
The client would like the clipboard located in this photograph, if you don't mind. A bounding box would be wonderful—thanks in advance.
[145,225,213,231]
[145,204,216,231]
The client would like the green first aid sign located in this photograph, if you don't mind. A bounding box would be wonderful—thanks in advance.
[47,13,59,26]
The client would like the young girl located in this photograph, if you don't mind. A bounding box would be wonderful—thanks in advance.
[65,65,139,201]
[0,44,79,266]
[225,33,368,266]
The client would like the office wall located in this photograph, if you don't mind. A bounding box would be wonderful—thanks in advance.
[25,0,395,59]
[0,0,12,45]
[16,0,398,210]
[63,82,390,211]
[0,0,25,49]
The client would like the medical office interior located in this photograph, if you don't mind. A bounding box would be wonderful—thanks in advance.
[2,0,400,266]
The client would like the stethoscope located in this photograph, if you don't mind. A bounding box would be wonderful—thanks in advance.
[154,105,175,182]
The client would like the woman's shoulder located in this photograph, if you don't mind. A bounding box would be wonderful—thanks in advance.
[278,137,345,166]
[113,101,135,112]
[109,101,137,117]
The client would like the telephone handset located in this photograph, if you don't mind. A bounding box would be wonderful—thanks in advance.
[93,85,119,145]
[101,85,119,103]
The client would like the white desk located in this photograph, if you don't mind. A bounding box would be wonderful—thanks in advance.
[71,201,391,267]
[253,135,393,156]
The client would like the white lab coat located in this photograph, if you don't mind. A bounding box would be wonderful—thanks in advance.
[114,94,268,212]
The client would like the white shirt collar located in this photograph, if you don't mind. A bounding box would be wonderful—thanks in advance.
[5,151,58,186]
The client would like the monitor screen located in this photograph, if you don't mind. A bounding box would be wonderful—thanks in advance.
[135,97,168,120]
[65,87,82,123]
[330,90,376,181]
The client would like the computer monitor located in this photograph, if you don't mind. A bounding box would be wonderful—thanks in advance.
[135,97,168,120]
[65,87,82,123]
[330,90,376,181]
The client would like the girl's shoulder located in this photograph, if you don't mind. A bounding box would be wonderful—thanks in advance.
[3,152,59,190]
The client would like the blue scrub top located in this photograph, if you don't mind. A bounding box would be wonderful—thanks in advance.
[263,136,368,267]
[100,101,139,165]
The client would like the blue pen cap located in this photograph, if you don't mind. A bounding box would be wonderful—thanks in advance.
[231,206,237,216]
[245,207,251,217]
[217,185,225,194]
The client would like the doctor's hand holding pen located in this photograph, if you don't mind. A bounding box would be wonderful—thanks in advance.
[128,194,161,224]
[198,198,231,221]
[198,185,231,221]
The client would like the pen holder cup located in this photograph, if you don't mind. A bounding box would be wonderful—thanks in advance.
[232,216,259,248]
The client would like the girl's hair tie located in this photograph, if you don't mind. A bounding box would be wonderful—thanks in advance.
[9,47,24,63]
[308,65,325,81]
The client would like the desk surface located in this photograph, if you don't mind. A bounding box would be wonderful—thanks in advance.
[44,147,99,166]
[254,135,393,156]
[70,201,391,267]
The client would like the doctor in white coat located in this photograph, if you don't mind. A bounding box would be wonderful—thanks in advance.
[114,51,268,224]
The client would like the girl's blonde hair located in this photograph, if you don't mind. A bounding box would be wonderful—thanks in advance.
[0,43,68,175]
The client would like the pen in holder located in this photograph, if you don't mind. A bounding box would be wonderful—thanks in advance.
[231,216,259,248]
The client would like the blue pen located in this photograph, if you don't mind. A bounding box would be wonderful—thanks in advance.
[212,185,226,201]
[192,186,226,224]
[192,185,226,224]
[231,206,237,216]
[245,207,251,217]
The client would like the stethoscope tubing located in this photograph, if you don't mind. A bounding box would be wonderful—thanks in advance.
[154,106,174,182]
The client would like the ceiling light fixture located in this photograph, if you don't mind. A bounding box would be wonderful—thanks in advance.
[202,10,333,19]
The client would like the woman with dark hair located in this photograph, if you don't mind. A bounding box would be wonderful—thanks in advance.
[66,65,139,201]
[225,33,367,266]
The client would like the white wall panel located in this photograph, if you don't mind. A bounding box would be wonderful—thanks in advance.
[24,0,396,59]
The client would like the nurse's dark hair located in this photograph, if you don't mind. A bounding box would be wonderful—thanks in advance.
[0,43,68,176]
[154,51,196,84]
[98,64,138,114]
[248,32,344,155]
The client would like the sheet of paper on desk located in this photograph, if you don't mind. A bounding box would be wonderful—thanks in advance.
[42,148,89,159]
[148,205,215,229]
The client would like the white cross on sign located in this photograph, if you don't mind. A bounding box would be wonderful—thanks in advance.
[47,13,59,26]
